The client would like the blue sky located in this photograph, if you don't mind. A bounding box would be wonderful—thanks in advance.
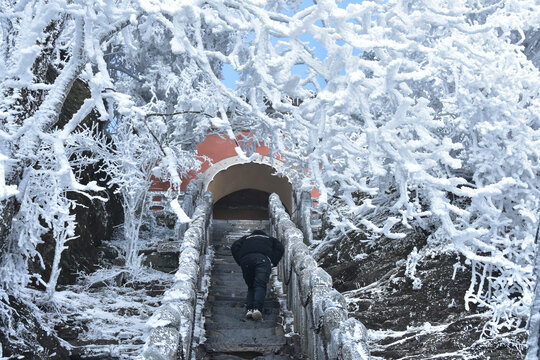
[221,0,364,91]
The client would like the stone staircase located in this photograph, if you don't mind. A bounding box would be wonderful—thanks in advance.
[199,220,302,360]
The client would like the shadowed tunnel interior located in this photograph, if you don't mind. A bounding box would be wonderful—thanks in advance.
[213,189,270,220]
[207,163,292,220]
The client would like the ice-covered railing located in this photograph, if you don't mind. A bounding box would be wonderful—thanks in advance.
[293,190,314,244]
[269,193,370,360]
[174,176,204,239]
[138,191,212,360]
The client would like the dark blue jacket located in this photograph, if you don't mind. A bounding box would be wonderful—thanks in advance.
[231,230,284,266]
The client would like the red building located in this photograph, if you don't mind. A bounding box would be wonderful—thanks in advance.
[149,132,318,219]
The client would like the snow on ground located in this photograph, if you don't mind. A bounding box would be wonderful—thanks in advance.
[41,221,177,359]
[367,325,527,360]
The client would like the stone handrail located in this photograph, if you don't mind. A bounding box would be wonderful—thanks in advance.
[138,191,213,360]
[269,193,370,360]
[175,175,205,240]
[293,190,314,245]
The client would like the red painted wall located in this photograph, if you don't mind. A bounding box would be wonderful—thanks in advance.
[195,133,271,175]
[149,133,270,192]
[149,132,320,198]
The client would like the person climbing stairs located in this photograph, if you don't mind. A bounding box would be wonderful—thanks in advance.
[200,220,302,360]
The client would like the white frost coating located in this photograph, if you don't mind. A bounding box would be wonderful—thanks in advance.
[405,247,423,290]
[0,154,18,200]
[147,305,182,329]
[163,288,194,302]
[141,192,212,360]
[0,0,538,352]
[171,198,192,223]
[163,147,183,188]
[141,327,180,360]
[526,222,540,360]
[339,319,370,360]
[269,193,371,359]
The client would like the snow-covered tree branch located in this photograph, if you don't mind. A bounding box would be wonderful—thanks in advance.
[0,0,539,354]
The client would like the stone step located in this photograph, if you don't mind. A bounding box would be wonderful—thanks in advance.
[212,220,270,236]
[208,286,247,295]
[209,281,246,289]
[202,221,294,359]
[206,304,279,317]
[212,258,237,267]
[207,302,280,316]
[207,294,249,302]
[210,269,243,277]
[212,253,236,261]
[212,263,242,272]
[211,260,240,267]
[205,307,280,327]
[213,249,234,257]
[208,286,248,297]
[208,353,292,360]
[205,326,282,340]
[212,247,234,254]
[212,243,234,249]
[211,273,250,284]
[205,317,281,330]
[204,335,286,354]
[209,280,241,288]
[207,296,279,306]
[214,241,233,247]
[207,354,252,360]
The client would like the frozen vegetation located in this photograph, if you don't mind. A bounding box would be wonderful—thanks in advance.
[0,0,539,358]
[10,220,178,358]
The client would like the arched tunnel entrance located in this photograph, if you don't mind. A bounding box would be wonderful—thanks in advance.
[213,189,270,220]
[206,162,292,220]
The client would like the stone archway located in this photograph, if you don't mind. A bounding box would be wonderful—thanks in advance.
[206,161,292,218]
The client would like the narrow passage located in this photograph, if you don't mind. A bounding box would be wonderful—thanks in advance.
[200,220,301,360]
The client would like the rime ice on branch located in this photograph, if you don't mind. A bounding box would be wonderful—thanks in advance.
[0,1,538,353]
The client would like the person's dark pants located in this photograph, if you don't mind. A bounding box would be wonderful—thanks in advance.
[239,253,272,311]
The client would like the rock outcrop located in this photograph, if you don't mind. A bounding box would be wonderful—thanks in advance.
[320,228,526,359]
